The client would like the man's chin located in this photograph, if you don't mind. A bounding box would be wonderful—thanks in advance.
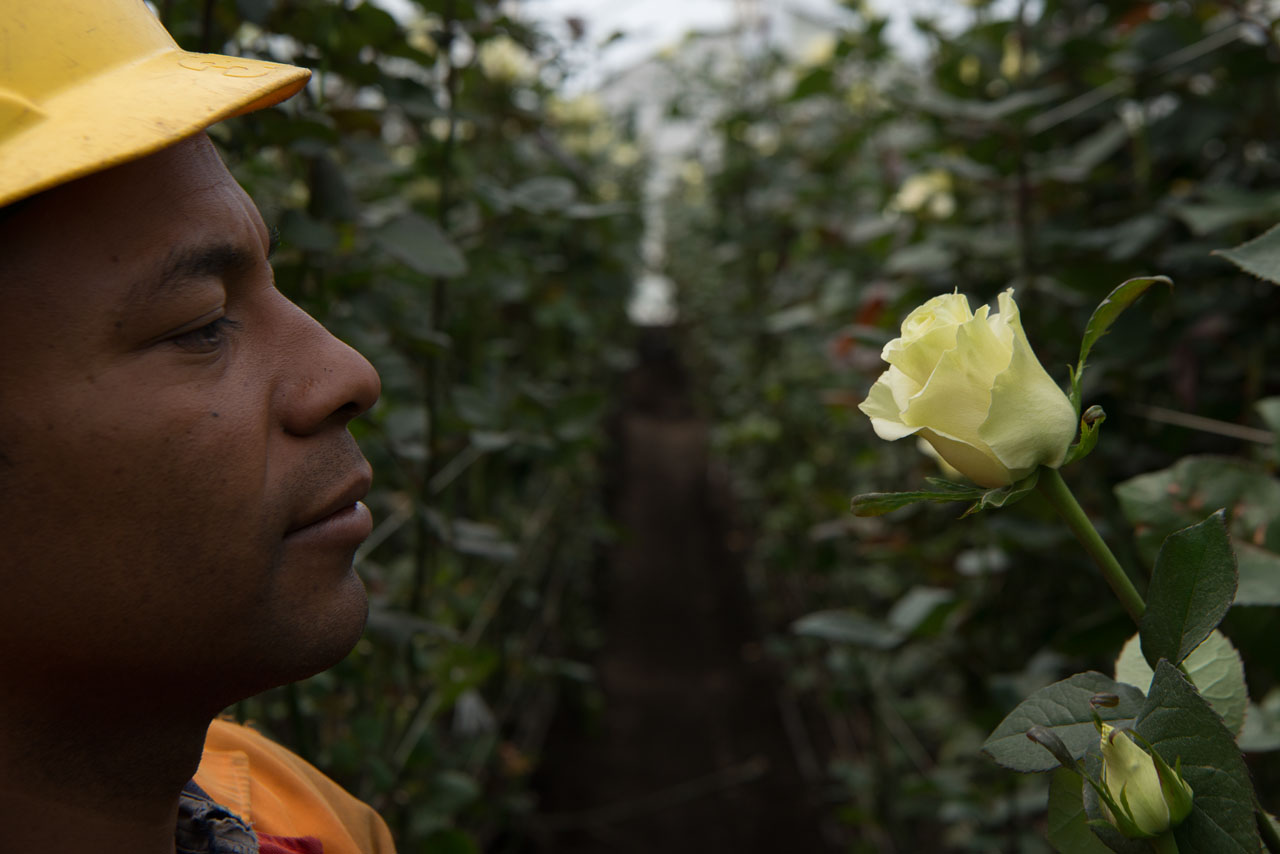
[220,576,370,705]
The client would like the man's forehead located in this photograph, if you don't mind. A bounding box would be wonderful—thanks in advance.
[1,135,267,291]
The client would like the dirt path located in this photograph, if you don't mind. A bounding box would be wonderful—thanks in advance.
[530,329,832,853]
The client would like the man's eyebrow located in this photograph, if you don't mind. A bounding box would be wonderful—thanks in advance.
[125,242,259,309]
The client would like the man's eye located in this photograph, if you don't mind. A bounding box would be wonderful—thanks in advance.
[170,316,242,353]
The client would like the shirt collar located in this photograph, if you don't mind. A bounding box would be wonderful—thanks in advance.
[176,780,259,854]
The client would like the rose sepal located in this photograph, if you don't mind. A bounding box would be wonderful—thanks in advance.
[850,479,985,516]
[1062,405,1107,467]
[851,470,1041,518]
[959,468,1039,517]
[1128,731,1194,827]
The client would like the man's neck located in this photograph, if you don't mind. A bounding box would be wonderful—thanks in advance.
[0,691,212,854]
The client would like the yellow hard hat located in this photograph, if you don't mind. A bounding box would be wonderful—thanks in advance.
[0,0,311,209]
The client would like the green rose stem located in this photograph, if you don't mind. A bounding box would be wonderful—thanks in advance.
[1035,467,1146,625]
[1150,833,1180,854]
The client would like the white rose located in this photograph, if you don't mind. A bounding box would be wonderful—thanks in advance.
[858,289,1077,488]
[1099,723,1193,838]
[477,35,537,85]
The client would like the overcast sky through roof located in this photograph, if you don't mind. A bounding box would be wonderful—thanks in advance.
[517,0,998,88]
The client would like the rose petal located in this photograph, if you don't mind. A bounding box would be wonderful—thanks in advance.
[883,322,961,386]
[902,306,1010,448]
[979,295,1077,473]
[917,427,1012,488]
[896,292,972,344]
[859,370,921,441]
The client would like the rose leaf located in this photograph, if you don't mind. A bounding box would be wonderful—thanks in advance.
[1213,222,1280,286]
[1139,511,1237,670]
[1072,275,1172,412]
[983,672,1145,773]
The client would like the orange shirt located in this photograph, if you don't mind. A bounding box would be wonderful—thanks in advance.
[194,718,397,854]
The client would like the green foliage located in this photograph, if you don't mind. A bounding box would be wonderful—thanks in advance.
[983,673,1145,773]
[661,0,1280,847]
[961,469,1042,517]
[1139,511,1237,670]
[1116,457,1280,607]
[1215,224,1280,286]
[1071,276,1171,414]
[1047,768,1113,854]
[1115,630,1248,737]
[792,608,905,650]
[850,479,985,516]
[1062,406,1106,467]
[375,214,468,278]
[1136,662,1261,853]
[850,469,1040,517]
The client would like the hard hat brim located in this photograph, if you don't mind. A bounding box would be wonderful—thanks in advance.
[0,49,309,209]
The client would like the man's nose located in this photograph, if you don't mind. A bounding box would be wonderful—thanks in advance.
[277,302,381,437]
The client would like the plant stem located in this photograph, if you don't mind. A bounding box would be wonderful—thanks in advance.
[1150,832,1179,854]
[1035,467,1146,625]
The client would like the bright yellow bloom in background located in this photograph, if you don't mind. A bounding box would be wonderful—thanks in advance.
[859,289,1077,487]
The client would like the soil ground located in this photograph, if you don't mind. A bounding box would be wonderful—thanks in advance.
[529,328,834,853]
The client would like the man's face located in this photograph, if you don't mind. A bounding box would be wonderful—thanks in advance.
[0,136,381,709]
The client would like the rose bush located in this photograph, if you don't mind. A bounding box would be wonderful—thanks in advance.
[859,289,1077,487]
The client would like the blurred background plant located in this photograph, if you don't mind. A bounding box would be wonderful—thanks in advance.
[161,0,1280,850]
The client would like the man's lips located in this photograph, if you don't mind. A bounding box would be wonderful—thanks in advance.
[285,469,374,543]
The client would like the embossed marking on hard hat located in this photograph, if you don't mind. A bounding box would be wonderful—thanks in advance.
[176,58,270,79]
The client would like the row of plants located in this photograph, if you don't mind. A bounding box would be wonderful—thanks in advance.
[659,0,1280,849]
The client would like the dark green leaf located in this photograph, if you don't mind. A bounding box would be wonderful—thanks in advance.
[983,672,1146,772]
[792,609,904,650]
[423,510,518,562]
[508,176,577,214]
[1136,662,1261,854]
[235,0,276,24]
[912,84,1064,123]
[1176,189,1280,236]
[277,209,337,253]
[1140,511,1237,669]
[790,66,834,100]
[883,241,956,275]
[307,152,357,222]
[422,828,480,854]
[1256,396,1280,438]
[886,586,957,636]
[375,213,468,278]
[1115,456,1280,606]
[1238,692,1280,753]
[1073,276,1171,409]
[1213,222,1280,284]
[1233,542,1280,608]
[1046,768,1114,854]
[1114,630,1248,736]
